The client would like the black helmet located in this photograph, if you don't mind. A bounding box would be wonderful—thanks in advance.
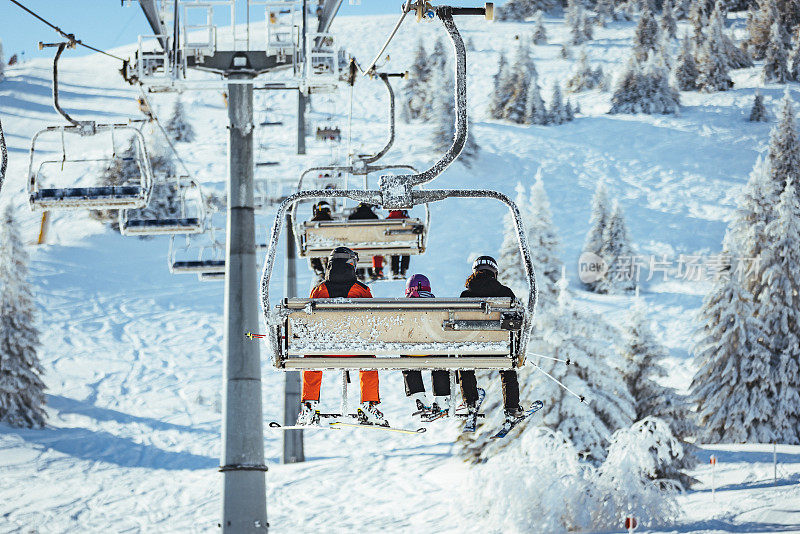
[357,202,374,210]
[313,201,331,216]
[472,255,499,276]
[329,246,358,270]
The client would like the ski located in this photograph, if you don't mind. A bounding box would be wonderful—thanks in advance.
[329,421,426,434]
[268,422,337,431]
[491,400,545,439]
[462,387,487,433]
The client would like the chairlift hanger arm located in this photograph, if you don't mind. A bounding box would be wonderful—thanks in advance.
[360,73,401,165]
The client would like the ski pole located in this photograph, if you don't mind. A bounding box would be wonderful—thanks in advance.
[530,362,586,403]
[528,352,572,365]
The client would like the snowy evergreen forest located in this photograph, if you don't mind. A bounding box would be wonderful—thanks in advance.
[1,0,800,531]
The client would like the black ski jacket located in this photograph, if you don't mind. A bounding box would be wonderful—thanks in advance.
[348,205,379,220]
[319,258,370,297]
[460,271,516,299]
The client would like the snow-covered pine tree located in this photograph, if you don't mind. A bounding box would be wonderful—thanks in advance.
[0,206,46,428]
[533,11,548,44]
[689,0,708,43]
[730,157,778,289]
[430,67,479,166]
[567,50,607,92]
[746,0,792,60]
[611,50,680,114]
[696,15,734,92]
[498,183,532,299]
[766,89,800,198]
[790,32,800,79]
[569,2,590,45]
[750,91,769,121]
[401,40,431,122]
[430,37,449,77]
[488,50,510,119]
[583,11,595,42]
[583,180,610,291]
[504,40,533,123]
[497,0,559,20]
[674,32,699,90]
[595,200,637,294]
[707,1,755,70]
[752,181,800,444]
[596,0,616,25]
[165,96,195,142]
[660,0,678,39]
[594,418,682,518]
[690,256,775,443]
[90,135,175,229]
[532,276,636,461]
[621,300,697,483]
[634,5,661,60]
[525,74,548,125]
[548,83,567,124]
[764,21,791,82]
[527,175,562,306]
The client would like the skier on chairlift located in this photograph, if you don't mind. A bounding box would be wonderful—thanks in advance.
[459,256,527,433]
[348,202,385,280]
[387,209,411,278]
[401,274,452,419]
[309,201,333,277]
[297,246,388,427]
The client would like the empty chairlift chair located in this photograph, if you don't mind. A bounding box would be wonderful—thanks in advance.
[119,177,205,236]
[168,233,225,275]
[28,125,154,211]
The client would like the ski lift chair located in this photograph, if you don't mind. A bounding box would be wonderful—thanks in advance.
[27,40,154,211]
[168,232,225,275]
[28,125,154,211]
[119,177,206,236]
[292,68,430,274]
[259,3,529,372]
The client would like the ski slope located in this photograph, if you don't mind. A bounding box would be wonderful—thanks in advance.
[1,11,799,533]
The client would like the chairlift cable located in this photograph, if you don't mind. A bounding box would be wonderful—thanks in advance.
[9,0,126,62]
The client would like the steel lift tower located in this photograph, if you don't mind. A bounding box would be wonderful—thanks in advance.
[133,1,344,531]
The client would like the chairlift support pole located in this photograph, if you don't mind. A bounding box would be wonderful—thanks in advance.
[221,72,268,533]
[297,0,307,155]
[282,210,304,463]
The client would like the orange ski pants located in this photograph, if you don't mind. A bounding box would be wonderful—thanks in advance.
[302,359,380,403]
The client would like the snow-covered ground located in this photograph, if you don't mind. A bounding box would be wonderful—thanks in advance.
[1,10,799,534]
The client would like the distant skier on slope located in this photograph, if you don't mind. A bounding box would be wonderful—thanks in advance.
[401,274,452,417]
[387,209,411,278]
[297,247,388,427]
[459,256,527,433]
[309,201,333,277]
[348,203,384,280]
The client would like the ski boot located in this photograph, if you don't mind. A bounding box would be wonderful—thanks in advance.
[410,392,431,416]
[425,395,450,421]
[358,401,389,427]
[498,405,527,434]
[462,388,486,433]
[296,400,320,426]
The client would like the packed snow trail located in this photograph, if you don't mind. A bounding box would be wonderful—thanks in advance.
[1,11,799,534]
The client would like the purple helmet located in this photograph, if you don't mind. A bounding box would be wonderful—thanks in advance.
[406,274,432,297]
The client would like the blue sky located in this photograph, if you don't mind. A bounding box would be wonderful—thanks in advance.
[1,1,495,61]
